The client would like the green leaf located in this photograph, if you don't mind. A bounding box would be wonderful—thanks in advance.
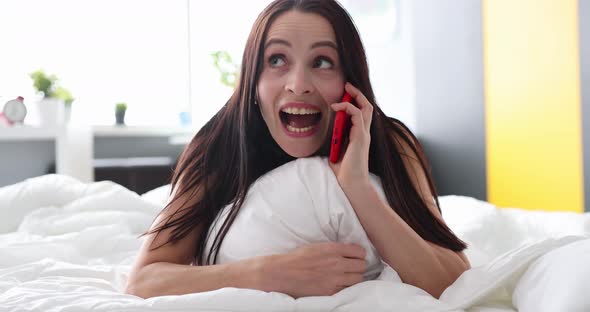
[211,50,240,88]
[54,86,74,106]
[30,69,57,98]
[115,102,127,111]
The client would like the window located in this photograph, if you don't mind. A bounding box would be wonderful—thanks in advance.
[1,0,401,128]
[187,0,270,129]
[188,0,402,129]
[0,0,189,126]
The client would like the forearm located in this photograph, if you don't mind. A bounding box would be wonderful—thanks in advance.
[340,181,469,298]
[125,258,263,299]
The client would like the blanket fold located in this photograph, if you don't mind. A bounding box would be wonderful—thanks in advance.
[0,158,589,311]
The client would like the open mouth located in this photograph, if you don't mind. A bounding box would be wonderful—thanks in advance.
[279,107,322,134]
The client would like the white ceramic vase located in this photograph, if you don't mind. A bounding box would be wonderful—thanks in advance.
[36,98,64,126]
[64,104,72,124]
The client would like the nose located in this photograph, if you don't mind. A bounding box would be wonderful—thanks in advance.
[285,65,314,96]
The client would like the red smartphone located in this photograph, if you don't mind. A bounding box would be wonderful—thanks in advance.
[329,92,354,163]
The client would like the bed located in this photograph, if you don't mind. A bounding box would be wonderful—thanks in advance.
[0,172,589,312]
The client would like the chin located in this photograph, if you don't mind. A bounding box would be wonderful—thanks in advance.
[279,142,321,158]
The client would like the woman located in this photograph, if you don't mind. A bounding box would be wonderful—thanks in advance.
[125,0,470,300]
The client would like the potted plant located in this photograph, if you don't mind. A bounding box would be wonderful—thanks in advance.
[54,86,74,123]
[115,102,127,125]
[29,69,74,125]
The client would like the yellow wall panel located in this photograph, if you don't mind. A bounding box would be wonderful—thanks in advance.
[483,0,584,212]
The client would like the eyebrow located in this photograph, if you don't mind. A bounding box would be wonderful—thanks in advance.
[264,38,338,51]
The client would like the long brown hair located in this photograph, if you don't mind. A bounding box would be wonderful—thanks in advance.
[144,0,467,265]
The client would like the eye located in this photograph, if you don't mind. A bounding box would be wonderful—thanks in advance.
[268,54,286,67]
[313,56,334,69]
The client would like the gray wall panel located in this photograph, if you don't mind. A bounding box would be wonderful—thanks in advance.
[0,141,55,187]
[412,0,487,200]
[93,137,184,159]
[0,137,184,188]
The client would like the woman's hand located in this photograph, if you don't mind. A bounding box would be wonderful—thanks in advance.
[258,242,367,298]
[329,82,374,188]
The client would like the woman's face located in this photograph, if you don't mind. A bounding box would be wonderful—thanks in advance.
[257,10,345,158]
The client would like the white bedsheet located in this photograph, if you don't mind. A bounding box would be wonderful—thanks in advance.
[0,159,589,311]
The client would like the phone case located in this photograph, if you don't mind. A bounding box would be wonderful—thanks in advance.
[329,92,353,163]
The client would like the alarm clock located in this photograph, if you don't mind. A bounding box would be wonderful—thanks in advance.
[2,96,27,124]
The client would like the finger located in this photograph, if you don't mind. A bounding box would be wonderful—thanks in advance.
[329,285,347,296]
[331,101,362,116]
[340,258,368,273]
[338,273,364,286]
[331,102,364,130]
[344,82,374,131]
[344,82,371,111]
[336,243,367,259]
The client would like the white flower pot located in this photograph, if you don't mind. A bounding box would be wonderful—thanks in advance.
[64,104,72,124]
[36,98,64,126]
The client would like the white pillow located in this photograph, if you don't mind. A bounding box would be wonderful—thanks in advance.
[141,184,171,206]
[513,238,590,311]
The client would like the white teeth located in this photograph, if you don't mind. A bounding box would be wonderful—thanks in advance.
[281,107,320,115]
[286,125,314,133]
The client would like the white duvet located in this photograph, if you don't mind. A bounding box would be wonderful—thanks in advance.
[1,156,589,312]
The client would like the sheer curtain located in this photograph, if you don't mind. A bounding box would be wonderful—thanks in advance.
[0,0,401,128]
[188,0,402,130]
[0,0,189,126]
